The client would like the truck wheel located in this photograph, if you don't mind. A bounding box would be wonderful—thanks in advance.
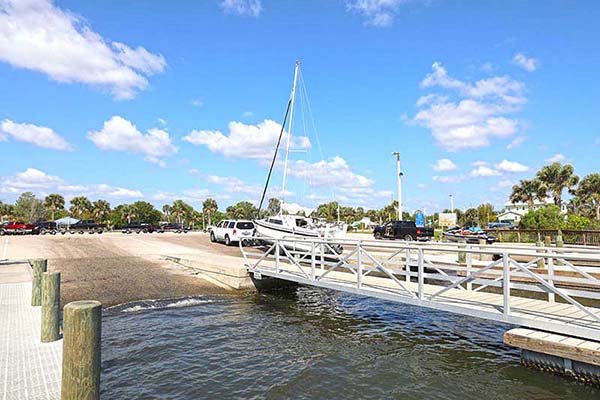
[88,231,94,234]
[97,229,103,234]
[210,232,216,242]
[404,234,414,241]
[79,231,84,234]
[224,235,231,246]
[374,232,382,239]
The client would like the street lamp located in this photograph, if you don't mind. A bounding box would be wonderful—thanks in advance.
[449,194,454,213]
[392,152,403,220]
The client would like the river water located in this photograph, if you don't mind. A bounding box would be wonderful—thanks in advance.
[102,287,599,399]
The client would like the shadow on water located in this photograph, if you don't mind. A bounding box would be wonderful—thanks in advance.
[100,287,600,400]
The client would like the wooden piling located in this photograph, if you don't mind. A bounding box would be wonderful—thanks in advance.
[535,241,545,269]
[478,239,489,261]
[31,259,47,306]
[457,240,466,264]
[544,236,552,247]
[41,272,61,342]
[61,300,102,400]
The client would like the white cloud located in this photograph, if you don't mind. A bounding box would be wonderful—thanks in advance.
[433,175,464,183]
[157,118,167,126]
[413,62,525,151]
[88,116,178,166]
[289,156,374,193]
[0,0,165,99]
[191,99,203,108]
[432,158,457,172]
[495,159,529,173]
[346,0,408,27]
[547,153,565,163]
[188,168,200,175]
[506,135,526,150]
[490,179,515,192]
[0,168,142,199]
[220,0,262,17]
[513,52,539,72]
[109,187,142,198]
[0,119,73,151]
[183,119,310,159]
[470,165,501,177]
[242,111,254,117]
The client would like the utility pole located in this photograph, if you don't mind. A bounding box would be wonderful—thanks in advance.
[392,152,403,220]
[449,194,454,213]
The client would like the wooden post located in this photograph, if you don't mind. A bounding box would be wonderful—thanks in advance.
[62,300,102,400]
[535,240,545,269]
[517,231,521,243]
[457,240,466,264]
[544,235,552,247]
[478,238,488,261]
[31,259,47,306]
[556,232,564,266]
[41,272,61,342]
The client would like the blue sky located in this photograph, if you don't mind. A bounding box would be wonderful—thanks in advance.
[1,0,599,213]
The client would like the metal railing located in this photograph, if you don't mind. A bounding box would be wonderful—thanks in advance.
[240,237,600,341]
[485,228,600,246]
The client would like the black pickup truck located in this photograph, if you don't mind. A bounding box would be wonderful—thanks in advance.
[67,219,105,234]
[373,221,434,241]
[120,221,161,234]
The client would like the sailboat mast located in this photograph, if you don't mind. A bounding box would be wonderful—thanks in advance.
[280,60,300,206]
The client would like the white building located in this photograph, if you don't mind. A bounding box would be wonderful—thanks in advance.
[497,199,568,224]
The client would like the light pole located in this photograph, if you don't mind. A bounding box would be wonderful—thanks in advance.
[392,152,403,220]
[449,194,454,213]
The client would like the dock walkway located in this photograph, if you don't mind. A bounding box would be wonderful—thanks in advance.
[0,261,62,400]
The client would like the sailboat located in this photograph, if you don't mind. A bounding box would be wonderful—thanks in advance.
[254,61,348,249]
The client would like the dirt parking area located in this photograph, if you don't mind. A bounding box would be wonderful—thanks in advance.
[1,232,246,307]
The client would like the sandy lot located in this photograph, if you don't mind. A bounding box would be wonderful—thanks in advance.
[1,232,246,307]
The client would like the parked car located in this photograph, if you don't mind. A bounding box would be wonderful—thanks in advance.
[67,219,105,234]
[0,221,38,235]
[487,222,517,229]
[161,222,189,233]
[373,220,434,241]
[210,220,255,246]
[120,221,160,234]
[35,221,58,235]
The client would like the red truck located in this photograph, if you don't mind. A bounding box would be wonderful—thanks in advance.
[0,221,38,235]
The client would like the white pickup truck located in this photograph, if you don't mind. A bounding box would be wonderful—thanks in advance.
[210,220,255,246]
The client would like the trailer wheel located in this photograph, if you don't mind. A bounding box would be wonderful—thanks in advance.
[78,231,84,234]
[0,230,5,236]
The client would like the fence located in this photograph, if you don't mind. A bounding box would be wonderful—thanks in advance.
[485,229,600,246]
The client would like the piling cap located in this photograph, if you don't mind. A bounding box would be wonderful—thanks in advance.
[64,300,102,311]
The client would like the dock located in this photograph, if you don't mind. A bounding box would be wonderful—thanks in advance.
[0,260,62,400]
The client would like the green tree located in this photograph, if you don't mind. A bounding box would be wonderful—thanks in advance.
[70,196,92,218]
[0,201,15,220]
[266,198,280,216]
[519,205,564,229]
[203,198,219,226]
[226,201,257,220]
[92,200,111,224]
[171,200,193,224]
[476,203,495,227]
[43,194,65,221]
[536,163,579,206]
[162,204,172,222]
[14,192,46,223]
[131,201,161,224]
[460,208,479,227]
[575,173,600,220]
[510,179,545,207]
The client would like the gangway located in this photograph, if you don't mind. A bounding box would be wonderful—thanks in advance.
[240,238,600,341]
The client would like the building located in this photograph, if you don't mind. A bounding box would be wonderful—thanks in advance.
[497,199,567,224]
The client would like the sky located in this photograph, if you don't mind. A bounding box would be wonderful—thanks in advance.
[1,0,599,214]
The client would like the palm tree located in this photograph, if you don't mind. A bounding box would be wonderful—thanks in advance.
[576,173,600,220]
[43,194,65,221]
[510,179,545,207]
[69,196,92,219]
[123,205,137,224]
[92,200,111,224]
[202,198,218,226]
[162,204,172,222]
[536,162,579,206]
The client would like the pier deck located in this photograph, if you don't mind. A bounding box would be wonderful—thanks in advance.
[0,261,62,400]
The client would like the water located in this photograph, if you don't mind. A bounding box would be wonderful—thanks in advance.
[102,288,600,399]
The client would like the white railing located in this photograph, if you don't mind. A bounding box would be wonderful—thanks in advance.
[240,237,600,340]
